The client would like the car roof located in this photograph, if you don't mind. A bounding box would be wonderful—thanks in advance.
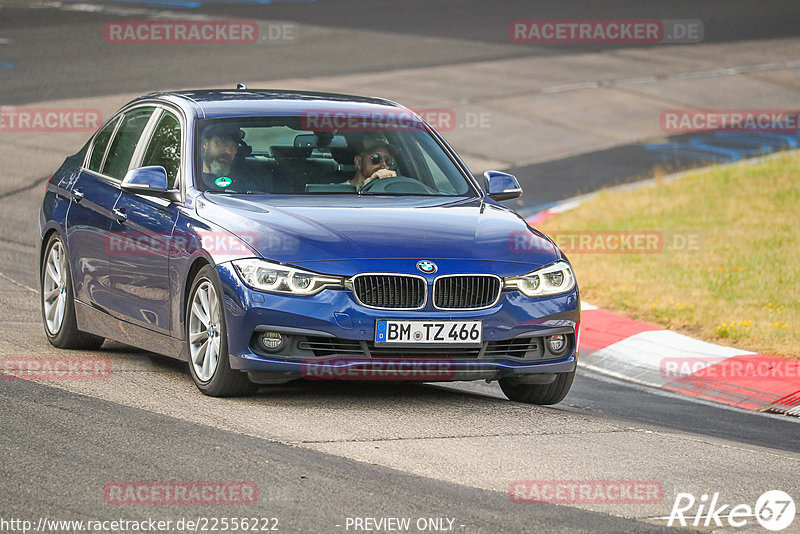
[133,89,409,119]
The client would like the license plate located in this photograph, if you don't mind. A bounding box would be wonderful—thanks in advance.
[375,320,482,344]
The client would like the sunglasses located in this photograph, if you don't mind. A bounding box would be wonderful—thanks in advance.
[365,153,397,168]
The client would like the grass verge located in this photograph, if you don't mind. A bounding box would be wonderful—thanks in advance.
[537,151,800,359]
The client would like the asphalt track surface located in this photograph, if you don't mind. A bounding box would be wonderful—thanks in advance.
[3,0,800,105]
[3,379,674,534]
[1,2,799,532]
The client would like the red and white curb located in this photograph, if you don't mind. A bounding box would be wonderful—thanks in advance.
[524,159,800,416]
[579,302,800,416]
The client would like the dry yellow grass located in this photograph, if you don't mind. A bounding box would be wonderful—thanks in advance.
[538,151,800,359]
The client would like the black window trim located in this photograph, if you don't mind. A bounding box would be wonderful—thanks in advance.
[80,101,187,203]
[133,107,184,193]
[138,103,187,203]
[84,115,122,176]
[81,103,157,184]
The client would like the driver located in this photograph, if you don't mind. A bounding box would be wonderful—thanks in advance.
[200,124,245,190]
[346,141,397,189]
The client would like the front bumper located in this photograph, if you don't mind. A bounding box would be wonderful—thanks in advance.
[216,263,580,383]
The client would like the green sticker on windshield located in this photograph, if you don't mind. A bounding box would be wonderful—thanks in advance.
[215,176,232,188]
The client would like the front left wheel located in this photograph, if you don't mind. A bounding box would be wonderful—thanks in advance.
[40,233,104,349]
[186,265,257,397]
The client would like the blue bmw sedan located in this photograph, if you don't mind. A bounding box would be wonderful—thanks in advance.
[38,89,580,404]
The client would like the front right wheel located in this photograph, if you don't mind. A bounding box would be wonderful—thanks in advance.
[499,370,575,405]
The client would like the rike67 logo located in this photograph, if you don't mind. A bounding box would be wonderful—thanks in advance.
[668,490,795,531]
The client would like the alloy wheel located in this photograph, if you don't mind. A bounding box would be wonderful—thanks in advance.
[42,240,68,335]
[188,280,223,382]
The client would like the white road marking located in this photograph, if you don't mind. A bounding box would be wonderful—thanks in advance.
[53,2,220,21]
[568,59,800,92]
[0,271,38,293]
[478,59,800,100]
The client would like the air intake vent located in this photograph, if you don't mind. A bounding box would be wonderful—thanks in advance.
[433,275,501,310]
[351,274,426,309]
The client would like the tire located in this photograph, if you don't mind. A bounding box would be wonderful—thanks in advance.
[40,234,105,350]
[499,370,575,405]
[185,265,257,397]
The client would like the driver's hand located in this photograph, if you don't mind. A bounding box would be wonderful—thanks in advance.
[357,169,396,192]
[365,169,396,184]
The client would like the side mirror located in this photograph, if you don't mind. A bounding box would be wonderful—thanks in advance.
[484,170,523,201]
[121,166,180,202]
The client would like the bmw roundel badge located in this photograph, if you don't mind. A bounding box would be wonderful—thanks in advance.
[417,260,437,274]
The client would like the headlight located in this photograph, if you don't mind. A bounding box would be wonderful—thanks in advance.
[504,261,576,297]
[232,258,343,296]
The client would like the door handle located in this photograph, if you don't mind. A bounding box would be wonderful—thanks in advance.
[112,208,127,223]
[72,189,84,203]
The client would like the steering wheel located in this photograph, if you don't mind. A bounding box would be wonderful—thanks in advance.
[358,175,434,194]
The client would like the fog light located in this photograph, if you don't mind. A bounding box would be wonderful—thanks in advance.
[547,334,568,356]
[258,331,286,352]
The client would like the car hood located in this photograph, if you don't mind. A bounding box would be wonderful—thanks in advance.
[196,194,559,273]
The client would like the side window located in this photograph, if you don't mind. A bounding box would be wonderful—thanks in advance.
[421,149,456,194]
[87,118,119,173]
[142,111,182,188]
[102,106,155,181]
[408,134,470,195]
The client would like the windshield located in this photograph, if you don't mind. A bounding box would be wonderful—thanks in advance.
[194,116,476,196]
